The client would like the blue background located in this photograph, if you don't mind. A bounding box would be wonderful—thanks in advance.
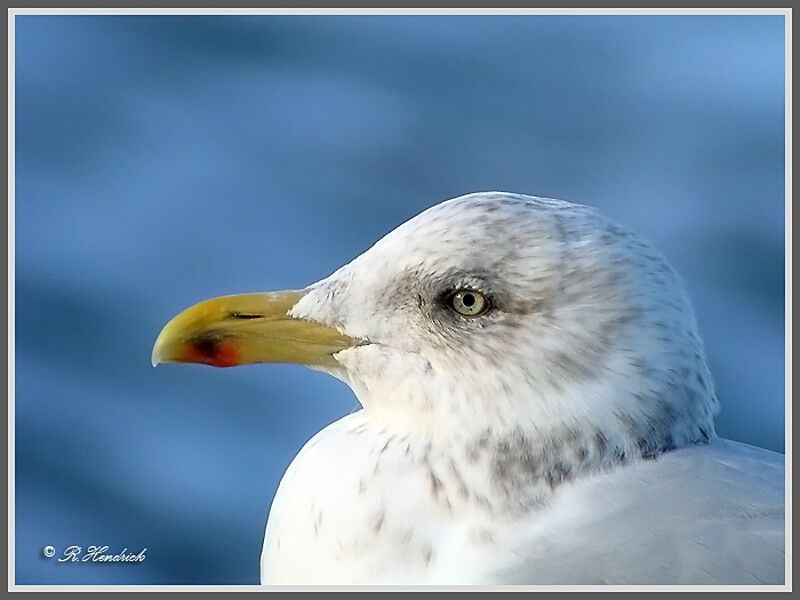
[15,15,785,584]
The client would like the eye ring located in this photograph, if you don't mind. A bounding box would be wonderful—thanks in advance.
[448,289,490,317]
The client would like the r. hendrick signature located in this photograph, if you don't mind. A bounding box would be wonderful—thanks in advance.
[47,545,147,563]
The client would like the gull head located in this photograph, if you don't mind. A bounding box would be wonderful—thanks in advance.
[153,192,718,464]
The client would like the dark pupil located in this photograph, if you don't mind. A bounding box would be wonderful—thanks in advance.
[462,293,475,307]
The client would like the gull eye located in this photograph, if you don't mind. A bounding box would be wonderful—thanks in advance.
[449,290,489,317]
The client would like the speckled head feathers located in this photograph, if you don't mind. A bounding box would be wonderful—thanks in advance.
[291,192,719,467]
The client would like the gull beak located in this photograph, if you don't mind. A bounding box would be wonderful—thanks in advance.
[151,291,359,368]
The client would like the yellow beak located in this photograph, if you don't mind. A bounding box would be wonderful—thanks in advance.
[151,291,359,368]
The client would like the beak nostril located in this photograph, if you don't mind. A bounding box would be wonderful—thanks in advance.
[229,312,263,320]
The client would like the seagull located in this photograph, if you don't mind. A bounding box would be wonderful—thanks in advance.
[152,192,785,585]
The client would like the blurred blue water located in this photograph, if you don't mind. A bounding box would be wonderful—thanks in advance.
[14,15,785,584]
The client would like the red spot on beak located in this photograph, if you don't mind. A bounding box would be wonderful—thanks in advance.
[182,338,240,368]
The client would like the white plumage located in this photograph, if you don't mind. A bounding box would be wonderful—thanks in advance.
[163,191,785,585]
[263,416,783,584]
[256,192,784,585]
